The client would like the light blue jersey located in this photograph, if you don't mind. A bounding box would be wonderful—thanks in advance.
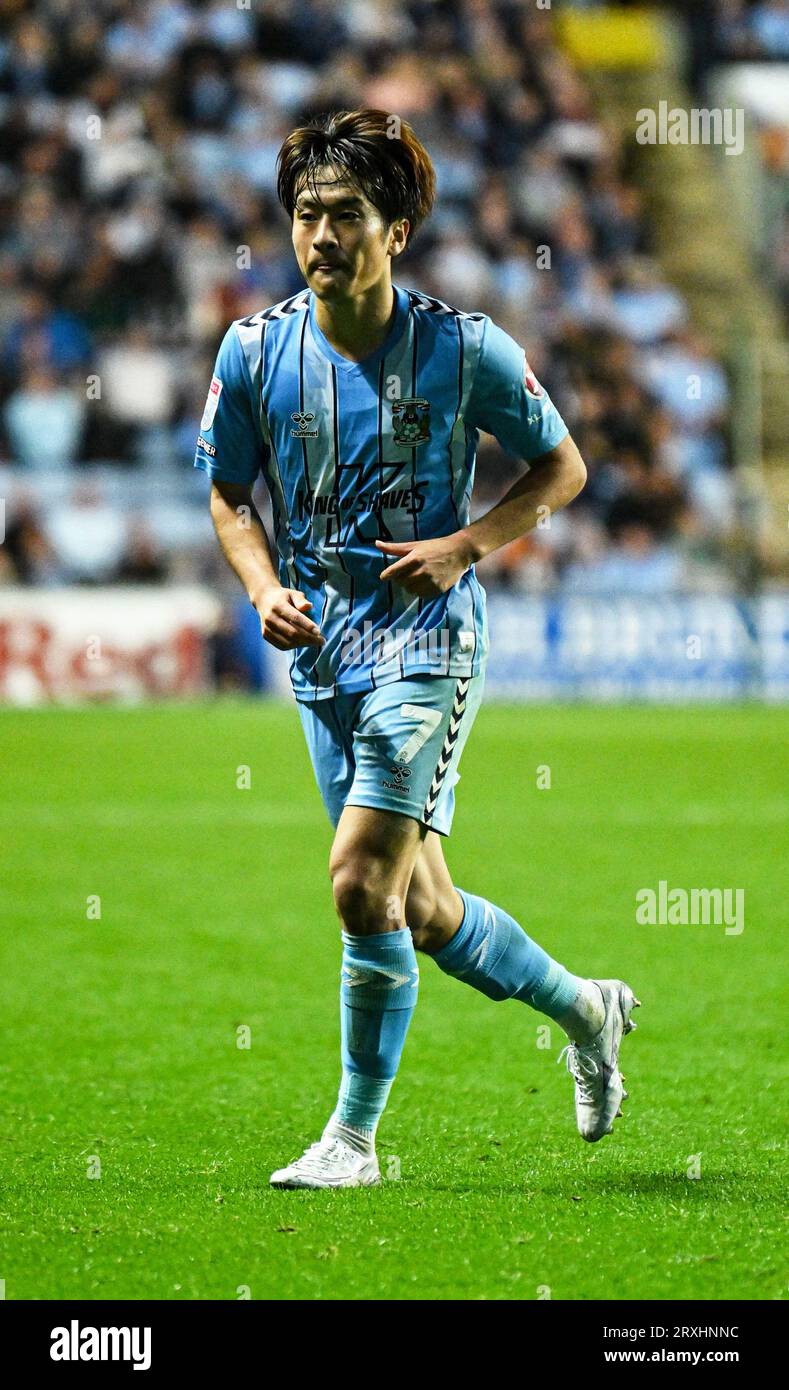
[194,283,568,700]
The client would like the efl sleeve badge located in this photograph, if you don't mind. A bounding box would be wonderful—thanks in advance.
[201,376,223,431]
[522,356,545,399]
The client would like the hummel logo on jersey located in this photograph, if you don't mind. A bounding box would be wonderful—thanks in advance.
[382,762,412,794]
[389,764,412,784]
[290,410,319,438]
[392,397,431,446]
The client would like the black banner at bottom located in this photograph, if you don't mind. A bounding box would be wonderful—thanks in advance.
[0,1297,780,1377]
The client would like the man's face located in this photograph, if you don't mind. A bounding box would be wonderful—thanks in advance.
[291,172,408,299]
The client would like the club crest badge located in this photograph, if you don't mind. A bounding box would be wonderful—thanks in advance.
[392,397,431,446]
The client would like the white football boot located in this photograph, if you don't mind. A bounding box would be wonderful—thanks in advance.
[269,1131,381,1190]
[558,979,641,1142]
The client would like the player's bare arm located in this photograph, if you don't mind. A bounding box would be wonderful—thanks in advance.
[209,479,324,650]
[376,433,586,597]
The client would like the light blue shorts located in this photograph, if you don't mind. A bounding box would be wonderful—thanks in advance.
[296,672,485,837]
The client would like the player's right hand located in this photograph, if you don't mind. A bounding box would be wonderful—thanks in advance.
[255,586,325,650]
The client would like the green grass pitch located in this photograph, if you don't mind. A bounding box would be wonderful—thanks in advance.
[1,700,786,1302]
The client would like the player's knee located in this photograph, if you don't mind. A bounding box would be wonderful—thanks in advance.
[330,856,394,935]
[408,885,462,954]
[405,878,437,935]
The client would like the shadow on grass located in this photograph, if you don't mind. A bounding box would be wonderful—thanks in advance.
[418,1167,777,1200]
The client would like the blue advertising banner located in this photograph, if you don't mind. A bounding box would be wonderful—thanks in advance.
[483,592,789,701]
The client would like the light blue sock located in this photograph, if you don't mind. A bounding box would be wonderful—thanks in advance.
[327,927,419,1151]
[432,890,598,1030]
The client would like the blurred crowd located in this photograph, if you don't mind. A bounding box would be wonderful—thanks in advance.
[0,0,754,597]
[709,0,789,59]
[683,0,789,325]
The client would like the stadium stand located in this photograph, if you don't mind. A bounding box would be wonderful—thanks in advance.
[0,1,777,663]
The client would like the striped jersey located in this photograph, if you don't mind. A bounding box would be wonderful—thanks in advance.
[194,283,568,700]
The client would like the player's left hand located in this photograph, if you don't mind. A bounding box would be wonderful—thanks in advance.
[375,533,475,597]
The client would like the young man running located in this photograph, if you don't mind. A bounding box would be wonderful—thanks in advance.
[195,109,639,1189]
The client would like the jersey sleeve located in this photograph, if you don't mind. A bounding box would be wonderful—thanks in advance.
[464,317,569,461]
[193,323,267,485]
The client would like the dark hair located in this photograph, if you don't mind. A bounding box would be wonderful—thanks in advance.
[276,108,436,249]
